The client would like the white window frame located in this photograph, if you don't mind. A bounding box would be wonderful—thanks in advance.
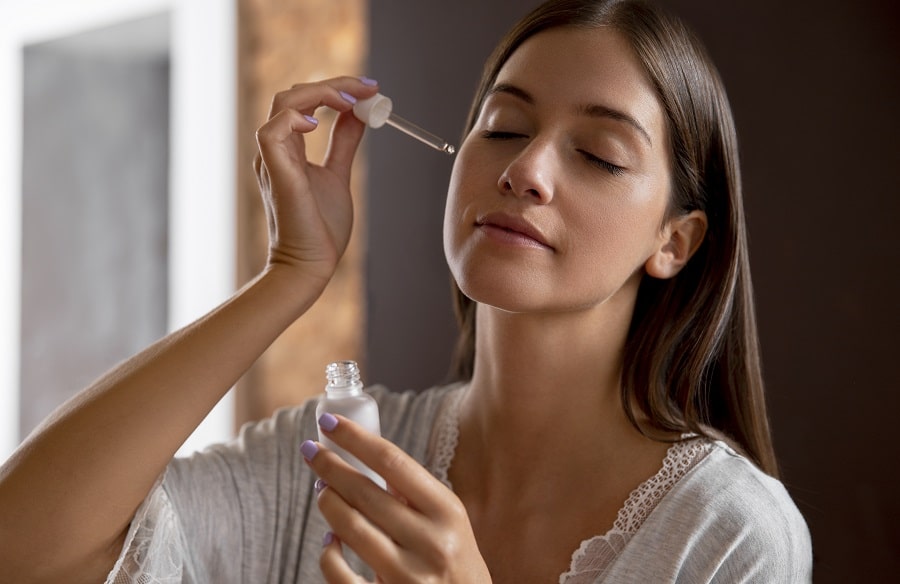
[0,0,237,461]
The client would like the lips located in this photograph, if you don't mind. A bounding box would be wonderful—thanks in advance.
[475,211,554,250]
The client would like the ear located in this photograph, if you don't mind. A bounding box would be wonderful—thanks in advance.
[645,210,708,279]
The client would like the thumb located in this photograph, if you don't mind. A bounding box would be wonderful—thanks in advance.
[324,110,367,185]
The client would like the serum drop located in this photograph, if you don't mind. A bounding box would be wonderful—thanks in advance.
[316,360,386,489]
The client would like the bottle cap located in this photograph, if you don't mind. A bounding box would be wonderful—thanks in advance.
[353,93,393,128]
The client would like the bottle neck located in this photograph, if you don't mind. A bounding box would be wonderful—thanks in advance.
[325,360,363,397]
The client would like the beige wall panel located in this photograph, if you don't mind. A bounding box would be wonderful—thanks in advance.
[236,0,367,424]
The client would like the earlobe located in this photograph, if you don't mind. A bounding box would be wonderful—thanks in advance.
[645,210,708,279]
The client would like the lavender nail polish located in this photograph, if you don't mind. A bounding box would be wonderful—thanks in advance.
[314,478,328,493]
[300,440,319,461]
[322,531,334,547]
[303,114,318,125]
[339,90,357,104]
[359,76,378,86]
[318,412,339,432]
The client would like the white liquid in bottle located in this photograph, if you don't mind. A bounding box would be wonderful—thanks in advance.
[316,360,386,489]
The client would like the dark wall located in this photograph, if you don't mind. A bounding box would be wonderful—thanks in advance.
[658,1,899,581]
[367,1,900,581]
[366,0,543,390]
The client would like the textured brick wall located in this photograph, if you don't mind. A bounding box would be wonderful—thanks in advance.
[235,0,367,424]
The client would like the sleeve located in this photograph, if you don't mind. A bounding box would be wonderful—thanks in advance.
[105,384,450,584]
[682,446,813,583]
[704,469,813,584]
[603,444,813,583]
[106,398,325,584]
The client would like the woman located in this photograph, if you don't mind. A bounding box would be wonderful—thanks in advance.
[0,0,812,582]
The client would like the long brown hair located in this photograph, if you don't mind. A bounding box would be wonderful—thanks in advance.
[450,0,778,476]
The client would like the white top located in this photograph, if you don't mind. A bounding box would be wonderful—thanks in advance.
[107,384,813,583]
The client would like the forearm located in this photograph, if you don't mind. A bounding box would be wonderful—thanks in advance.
[0,72,376,582]
[0,265,321,581]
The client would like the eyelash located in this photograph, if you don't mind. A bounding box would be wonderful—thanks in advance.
[480,130,626,177]
[578,150,626,176]
[481,130,523,140]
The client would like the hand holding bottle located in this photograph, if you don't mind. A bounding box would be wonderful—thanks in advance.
[253,76,379,288]
[301,415,492,584]
[316,361,386,489]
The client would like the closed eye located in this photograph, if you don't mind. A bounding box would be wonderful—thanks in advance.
[480,130,527,140]
[578,149,626,176]
[481,130,626,176]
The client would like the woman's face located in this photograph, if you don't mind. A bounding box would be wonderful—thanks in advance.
[444,26,673,316]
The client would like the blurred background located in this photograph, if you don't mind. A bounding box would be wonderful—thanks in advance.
[1,0,897,581]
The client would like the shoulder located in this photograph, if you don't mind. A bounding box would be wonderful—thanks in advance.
[686,442,811,541]
[609,441,813,582]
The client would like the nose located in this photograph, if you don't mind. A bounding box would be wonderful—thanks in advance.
[497,139,555,204]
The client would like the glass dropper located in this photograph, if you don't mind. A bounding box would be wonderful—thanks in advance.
[353,93,456,156]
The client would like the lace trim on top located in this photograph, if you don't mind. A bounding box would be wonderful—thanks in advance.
[105,473,183,584]
[428,386,466,489]
[425,386,713,584]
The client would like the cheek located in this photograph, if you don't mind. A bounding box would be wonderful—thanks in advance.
[444,152,465,208]
[443,145,475,266]
[444,142,485,261]
[442,194,460,268]
[568,211,635,283]
[566,181,669,272]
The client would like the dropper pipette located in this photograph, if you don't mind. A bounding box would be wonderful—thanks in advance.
[353,93,456,155]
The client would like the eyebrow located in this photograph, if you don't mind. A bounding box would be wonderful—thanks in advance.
[487,83,653,146]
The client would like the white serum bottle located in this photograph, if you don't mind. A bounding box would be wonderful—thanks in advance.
[316,360,387,489]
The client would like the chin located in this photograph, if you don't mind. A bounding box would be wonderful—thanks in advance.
[453,266,560,315]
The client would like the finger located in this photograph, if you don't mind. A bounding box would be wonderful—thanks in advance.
[316,479,406,576]
[255,108,319,183]
[316,415,452,519]
[307,445,408,578]
[319,532,370,584]
[268,76,379,120]
[253,151,270,199]
[324,110,367,185]
[304,441,421,546]
[257,107,319,148]
[307,440,481,582]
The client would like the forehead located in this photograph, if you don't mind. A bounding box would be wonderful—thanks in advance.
[493,27,666,142]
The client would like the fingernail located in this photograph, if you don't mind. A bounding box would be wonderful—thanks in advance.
[322,531,335,547]
[300,440,319,461]
[318,413,339,432]
[303,114,318,125]
[314,478,328,493]
[338,90,357,104]
[359,76,378,86]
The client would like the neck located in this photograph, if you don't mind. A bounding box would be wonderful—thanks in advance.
[455,294,653,501]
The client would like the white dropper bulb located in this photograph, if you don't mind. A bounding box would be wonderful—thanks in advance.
[353,93,456,155]
[353,93,394,129]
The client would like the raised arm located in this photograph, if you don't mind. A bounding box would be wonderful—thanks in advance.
[0,76,379,584]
